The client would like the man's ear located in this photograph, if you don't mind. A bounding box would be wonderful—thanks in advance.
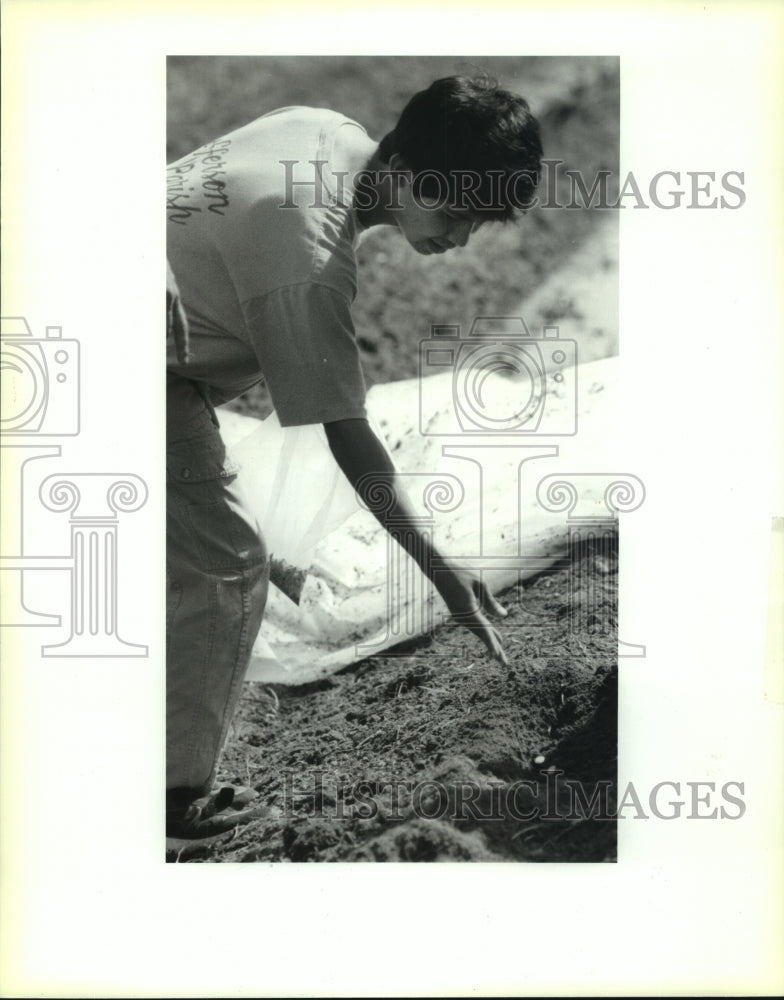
[388,153,412,182]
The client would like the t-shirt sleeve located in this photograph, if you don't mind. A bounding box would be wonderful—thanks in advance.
[241,282,367,427]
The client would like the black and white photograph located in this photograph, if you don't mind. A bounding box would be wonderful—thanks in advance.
[1,2,783,997]
[165,55,622,863]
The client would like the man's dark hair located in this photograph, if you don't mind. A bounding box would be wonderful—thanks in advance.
[379,74,543,221]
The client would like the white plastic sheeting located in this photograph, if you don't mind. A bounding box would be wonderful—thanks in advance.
[217,355,621,684]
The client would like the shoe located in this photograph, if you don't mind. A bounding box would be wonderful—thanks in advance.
[166,785,266,840]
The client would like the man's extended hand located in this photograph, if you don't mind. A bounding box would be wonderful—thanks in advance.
[324,418,511,667]
[432,559,509,666]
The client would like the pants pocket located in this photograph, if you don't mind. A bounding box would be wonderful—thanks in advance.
[168,429,265,573]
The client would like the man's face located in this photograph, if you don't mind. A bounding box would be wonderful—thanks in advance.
[390,166,483,255]
[396,196,481,255]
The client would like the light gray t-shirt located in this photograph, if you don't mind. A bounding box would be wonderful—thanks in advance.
[166,106,371,425]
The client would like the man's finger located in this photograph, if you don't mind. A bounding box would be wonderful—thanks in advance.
[463,610,508,666]
[474,579,508,619]
[483,627,508,666]
[483,591,508,619]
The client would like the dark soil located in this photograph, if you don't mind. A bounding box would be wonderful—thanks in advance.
[169,537,618,863]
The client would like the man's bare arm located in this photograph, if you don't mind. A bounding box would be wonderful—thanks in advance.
[324,416,508,664]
